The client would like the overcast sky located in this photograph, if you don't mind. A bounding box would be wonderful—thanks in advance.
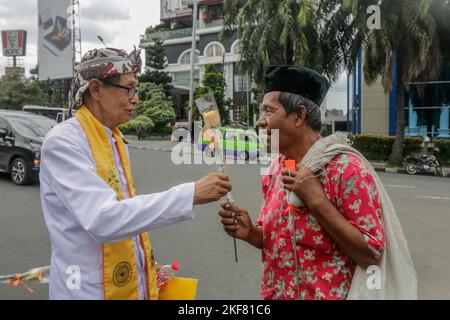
[0,0,160,77]
[0,0,348,112]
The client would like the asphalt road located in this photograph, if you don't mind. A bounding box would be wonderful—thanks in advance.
[0,148,449,300]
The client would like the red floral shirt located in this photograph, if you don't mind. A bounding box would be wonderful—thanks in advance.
[256,153,385,300]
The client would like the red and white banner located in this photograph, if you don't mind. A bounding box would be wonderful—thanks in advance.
[1,30,27,57]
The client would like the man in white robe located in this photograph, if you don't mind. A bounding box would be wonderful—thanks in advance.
[39,47,231,300]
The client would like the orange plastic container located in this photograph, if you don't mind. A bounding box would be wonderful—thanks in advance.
[158,277,199,300]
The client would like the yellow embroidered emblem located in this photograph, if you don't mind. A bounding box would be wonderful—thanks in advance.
[113,262,132,287]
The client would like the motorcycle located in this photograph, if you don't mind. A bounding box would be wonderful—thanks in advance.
[404,147,447,177]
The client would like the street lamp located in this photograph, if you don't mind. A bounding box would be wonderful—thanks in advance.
[97,35,107,48]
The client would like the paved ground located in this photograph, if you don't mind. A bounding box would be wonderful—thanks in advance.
[127,138,450,177]
[0,147,449,300]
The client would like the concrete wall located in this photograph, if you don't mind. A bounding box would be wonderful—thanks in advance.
[361,77,390,135]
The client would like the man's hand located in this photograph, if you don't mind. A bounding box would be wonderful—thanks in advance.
[281,165,328,213]
[194,173,232,205]
[218,202,262,248]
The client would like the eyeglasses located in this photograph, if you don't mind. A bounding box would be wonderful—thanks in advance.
[101,80,139,100]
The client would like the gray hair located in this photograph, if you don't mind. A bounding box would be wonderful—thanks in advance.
[278,92,322,132]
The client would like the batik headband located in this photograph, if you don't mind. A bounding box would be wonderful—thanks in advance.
[69,46,142,114]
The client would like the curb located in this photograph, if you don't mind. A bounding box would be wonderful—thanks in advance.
[130,146,173,152]
[373,167,450,178]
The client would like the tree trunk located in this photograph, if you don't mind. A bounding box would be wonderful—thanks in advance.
[389,63,406,166]
[285,36,295,65]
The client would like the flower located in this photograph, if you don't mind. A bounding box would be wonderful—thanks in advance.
[202,11,214,23]
[171,261,180,271]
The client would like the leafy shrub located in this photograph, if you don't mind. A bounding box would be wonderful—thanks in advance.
[150,125,173,137]
[351,135,423,162]
[119,116,155,135]
[435,139,450,165]
[136,83,175,131]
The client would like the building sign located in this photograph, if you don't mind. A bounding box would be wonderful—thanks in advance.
[38,0,73,80]
[5,66,25,75]
[1,30,27,57]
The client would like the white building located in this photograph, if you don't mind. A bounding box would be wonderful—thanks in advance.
[140,0,250,122]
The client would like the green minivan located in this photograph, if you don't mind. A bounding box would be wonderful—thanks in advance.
[197,127,262,160]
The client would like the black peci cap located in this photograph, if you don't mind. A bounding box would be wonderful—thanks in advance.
[264,65,331,106]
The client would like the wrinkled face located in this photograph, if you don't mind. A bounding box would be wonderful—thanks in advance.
[98,73,139,127]
[257,91,297,153]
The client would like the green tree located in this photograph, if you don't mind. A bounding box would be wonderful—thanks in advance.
[224,0,448,166]
[222,0,352,87]
[145,26,156,35]
[344,0,445,166]
[191,64,232,125]
[138,38,173,96]
[431,0,450,64]
[136,82,175,132]
[119,115,155,135]
[0,71,48,110]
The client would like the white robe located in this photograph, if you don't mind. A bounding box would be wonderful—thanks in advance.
[39,117,196,300]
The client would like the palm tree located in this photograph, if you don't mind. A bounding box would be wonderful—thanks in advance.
[430,0,450,63]
[430,0,450,108]
[222,0,352,86]
[222,0,446,166]
[344,0,444,165]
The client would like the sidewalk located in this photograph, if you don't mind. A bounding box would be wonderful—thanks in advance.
[125,135,174,152]
[126,137,450,178]
[371,161,450,178]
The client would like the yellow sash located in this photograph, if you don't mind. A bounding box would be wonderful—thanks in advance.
[76,105,157,300]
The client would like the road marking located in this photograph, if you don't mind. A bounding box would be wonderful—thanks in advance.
[385,185,416,189]
[418,196,450,201]
[399,194,450,201]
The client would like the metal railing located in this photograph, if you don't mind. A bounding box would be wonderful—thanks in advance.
[140,19,224,43]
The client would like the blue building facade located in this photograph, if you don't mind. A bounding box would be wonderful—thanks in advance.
[356,52,450,139]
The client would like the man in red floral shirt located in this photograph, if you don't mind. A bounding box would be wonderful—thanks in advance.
[219,66,386,300]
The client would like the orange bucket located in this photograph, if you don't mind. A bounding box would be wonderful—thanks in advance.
[158,277,199,300]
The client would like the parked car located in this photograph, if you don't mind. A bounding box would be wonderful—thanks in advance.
[0,110,56,185]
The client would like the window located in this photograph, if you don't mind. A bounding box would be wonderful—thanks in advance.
[7,116,56,138]
[239,134,250,142]
[224,131,235,140]
[179,50,199,65]
[205,43,224,58]
[405,81,450,138]
[231,41,240,55]
[233,62,250,92]
[172,71,199,87]
[234,73,250,92]
[233,106,242,122]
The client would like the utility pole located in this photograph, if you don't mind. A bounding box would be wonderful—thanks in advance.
[246,71,250,128]
[188,0,198,142]
[347,72,350,132]
[71,0,82,76]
